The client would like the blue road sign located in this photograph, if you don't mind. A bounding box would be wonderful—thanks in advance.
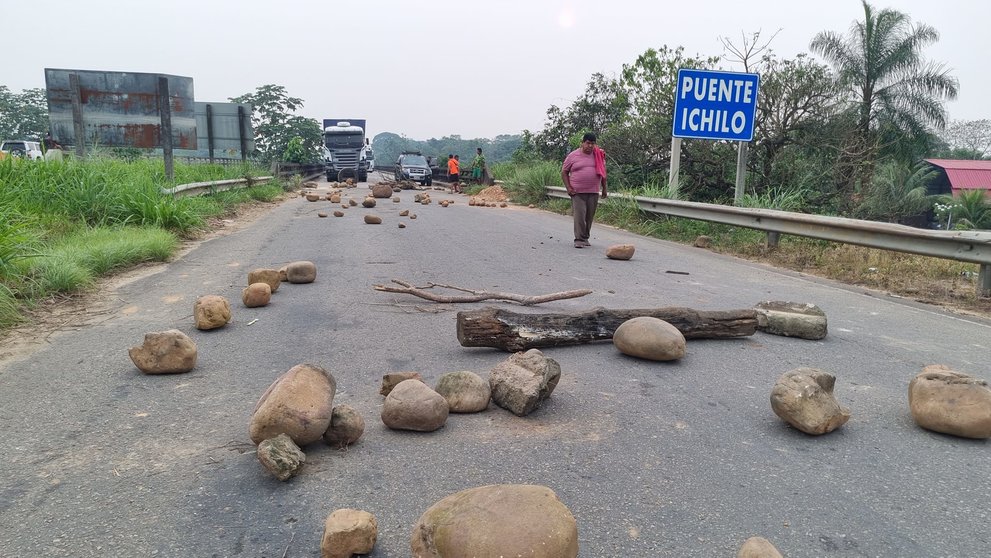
[672,69,760,142]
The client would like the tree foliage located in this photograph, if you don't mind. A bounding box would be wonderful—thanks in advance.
[810,0,958,197]
[0,86,49,141]
[371,133,521,171]
[229,85,322,163]
[940,120,991,159]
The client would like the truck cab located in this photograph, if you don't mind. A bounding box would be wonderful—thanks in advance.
[323,120,367,182]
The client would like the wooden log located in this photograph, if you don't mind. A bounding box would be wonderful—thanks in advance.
[457,306,758,352]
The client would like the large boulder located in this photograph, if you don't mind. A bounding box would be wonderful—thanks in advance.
[738,536,784,558]
[256,433,305,481]
[242,282,272,308]
[380,372,423,396]
[381,379,449,432]
[370,183,393,198]
[613,316,686,361]
[489,349,561,416]
[128,329,197,374]
[193,295,231,330]
[770,368,850,435]
[435,371,490,413]
[410,484,578,558]
[247,268,281,293]
[285,261,317,284]
[605,244,635,260]
[754,301,827,340]
[909,364,991,439]
[249,364,337,445]
[323,404,365,448]
[321,509,377,558]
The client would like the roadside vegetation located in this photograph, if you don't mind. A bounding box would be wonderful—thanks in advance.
[0,155,281,329]
[490,2,991,316]
[494,160,990,315]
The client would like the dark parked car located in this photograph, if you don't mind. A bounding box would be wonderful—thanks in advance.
[394,151,432,186]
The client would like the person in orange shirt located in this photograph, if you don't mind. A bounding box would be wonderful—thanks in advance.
[447,153,461,193]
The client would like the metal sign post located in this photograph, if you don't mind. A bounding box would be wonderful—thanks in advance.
[671,68,760,203]
[668,137,682,198]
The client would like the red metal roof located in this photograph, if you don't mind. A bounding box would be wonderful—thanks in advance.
[924,159,991,191]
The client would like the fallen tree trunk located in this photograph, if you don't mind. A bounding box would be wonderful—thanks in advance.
[457,306,758,352]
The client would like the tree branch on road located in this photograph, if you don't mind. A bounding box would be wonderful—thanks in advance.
[372,279,592,306]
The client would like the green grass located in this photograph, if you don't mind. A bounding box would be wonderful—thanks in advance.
[0,156,277,329]
[13,226,178,298]
[496,161,563,205]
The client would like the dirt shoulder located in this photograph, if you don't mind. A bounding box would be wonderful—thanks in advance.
[0,197,287,364]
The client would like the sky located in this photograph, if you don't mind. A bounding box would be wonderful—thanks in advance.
[5,0,990,141]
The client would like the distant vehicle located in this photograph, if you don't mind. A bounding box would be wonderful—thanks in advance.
[395,151,432,186]
[323,119,369,183]
[365,148,375,173]
[0,140,44,160]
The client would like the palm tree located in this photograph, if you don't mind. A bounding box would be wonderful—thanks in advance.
[810,1,958,200]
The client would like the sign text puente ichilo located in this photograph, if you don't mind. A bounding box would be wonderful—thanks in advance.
[672,69,760,142]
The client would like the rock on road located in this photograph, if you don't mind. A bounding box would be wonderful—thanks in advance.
[1,171,990,557]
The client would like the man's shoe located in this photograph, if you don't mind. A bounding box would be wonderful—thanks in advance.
[574,241,583,248]
[580,240,591,247]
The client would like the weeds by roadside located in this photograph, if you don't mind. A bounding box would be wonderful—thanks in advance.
[0,156,277,329]
[521,186,991,317]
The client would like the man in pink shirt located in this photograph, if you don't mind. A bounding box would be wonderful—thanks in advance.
[561,132,607,248]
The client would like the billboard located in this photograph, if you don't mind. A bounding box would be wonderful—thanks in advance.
[44,68,197,149]
[176,102,254,159]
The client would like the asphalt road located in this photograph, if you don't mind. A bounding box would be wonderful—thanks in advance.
[2,172,990,557]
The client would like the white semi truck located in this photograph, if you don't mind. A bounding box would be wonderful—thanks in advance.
[323,119,370,182]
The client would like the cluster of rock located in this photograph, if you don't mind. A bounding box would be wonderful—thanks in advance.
[379,348,561,433]
[127,261,317,375]
[249,363,364,481]
[608,312,991,442]
[468,198,508,208]
[305,183,459,227]
[317,482,785,558]
[769,364,991,440]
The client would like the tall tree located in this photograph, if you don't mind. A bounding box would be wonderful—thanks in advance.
[810,1,958,201]
[0,86,49,141]
[229,85,321,163]
[941,119,991,159]
[751,54,839,192]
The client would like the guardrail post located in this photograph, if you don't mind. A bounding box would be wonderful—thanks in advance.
[980,264,991,298]
[765,231,780,250]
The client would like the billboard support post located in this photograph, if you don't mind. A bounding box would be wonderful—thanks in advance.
[206,103,215,163]
[158,77,175,181]
[238,105,249,163]
[69,73,86,158]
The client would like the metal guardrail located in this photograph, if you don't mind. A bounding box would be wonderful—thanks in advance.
[545,186,991,295]
[162,176,274,197]
[163,163,326,197]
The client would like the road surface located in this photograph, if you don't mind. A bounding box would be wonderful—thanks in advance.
[2,172,990,557]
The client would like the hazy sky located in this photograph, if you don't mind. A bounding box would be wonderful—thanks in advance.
[5,0,989,141]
